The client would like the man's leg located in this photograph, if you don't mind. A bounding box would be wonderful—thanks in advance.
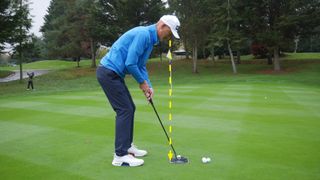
[96,66,134,156]
[122,74,148,157]
[124,85,136,144]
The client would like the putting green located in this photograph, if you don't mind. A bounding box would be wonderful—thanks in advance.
[0,81,319,179]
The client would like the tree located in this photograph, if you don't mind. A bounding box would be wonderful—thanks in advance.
[79,0,105,68]
[100,0,165,32]
[98,0,165,40]
[0,0,31,53]
[41,0,69,58]
[4,0,32,81]
[42,0,85,66]
[0,0,14,52]
[32,36,47,59]
[13,34,43,62]
[240,0,320,71]
[92,0,165,67]
[42,0,165,67]
[209,0,247,74]
[298,26,320,52]
[169,0,212,73]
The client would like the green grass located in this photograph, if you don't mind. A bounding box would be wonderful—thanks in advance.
[0,58,320,179]
[0,59,95,71]
[284,52,320,60]
[0,58,161,72]
[0,70,13,78]
[240,54,255,60]
[241,52,320,61]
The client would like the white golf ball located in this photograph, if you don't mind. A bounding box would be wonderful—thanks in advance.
[206,157,211,162]
[202,157,208,163]
[177,155,181,159]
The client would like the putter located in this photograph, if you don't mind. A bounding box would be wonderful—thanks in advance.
[149,99,188,164]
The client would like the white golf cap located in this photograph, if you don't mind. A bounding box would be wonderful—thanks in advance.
[160,15,180,39]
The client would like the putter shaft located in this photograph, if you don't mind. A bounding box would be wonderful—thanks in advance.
[149,99,178,158]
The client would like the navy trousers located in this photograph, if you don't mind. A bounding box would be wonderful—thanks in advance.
[27,81,34,89]
[96,65,135,156]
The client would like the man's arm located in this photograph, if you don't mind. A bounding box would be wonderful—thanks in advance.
[125,33,147,84]
[140,66,152,88]
[125,32,152,100]
[140,66,153,100]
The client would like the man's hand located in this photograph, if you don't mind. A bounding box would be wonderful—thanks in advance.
[139,80,153,101]
[147,88,154,101]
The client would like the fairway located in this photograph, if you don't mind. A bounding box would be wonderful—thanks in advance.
[0,76,319,179]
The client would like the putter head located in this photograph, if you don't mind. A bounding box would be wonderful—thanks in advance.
[170,156,189,164]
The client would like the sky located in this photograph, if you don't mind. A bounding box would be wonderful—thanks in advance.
[29,0,51,37]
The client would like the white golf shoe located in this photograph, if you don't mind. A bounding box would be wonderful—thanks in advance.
[112,154,144,167]
[128,143,148,157]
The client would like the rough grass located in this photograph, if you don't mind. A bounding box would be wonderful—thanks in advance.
[241,52,320,61]
[0,59,95,71]
[1,58,320,96]
[0,70,14,78]
[284,52,320,60]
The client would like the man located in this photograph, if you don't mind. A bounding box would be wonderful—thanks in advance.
[96,15,180,167]
[26,72,35,90]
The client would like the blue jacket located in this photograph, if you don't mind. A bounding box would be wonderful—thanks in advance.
[100,24,159,88]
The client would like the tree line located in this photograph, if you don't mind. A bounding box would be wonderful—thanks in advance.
[41,0,165,68]
[1,0,319,73]
[170,0,320,72]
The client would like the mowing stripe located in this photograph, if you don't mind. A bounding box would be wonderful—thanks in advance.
[0,100,113,118]
[0,121,53,143]
[0,121,113,179]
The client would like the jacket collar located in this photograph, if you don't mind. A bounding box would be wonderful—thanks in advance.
[148,24,159,46]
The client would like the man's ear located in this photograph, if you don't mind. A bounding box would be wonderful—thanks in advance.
[159,23,167,31]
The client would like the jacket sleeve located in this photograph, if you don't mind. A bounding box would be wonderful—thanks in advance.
[125,32,148,84]
[140,65,152,88]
